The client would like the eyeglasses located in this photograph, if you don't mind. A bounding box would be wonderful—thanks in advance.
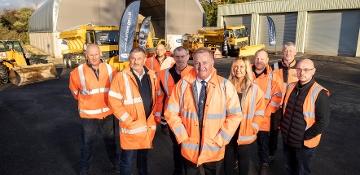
[295,68,315,72]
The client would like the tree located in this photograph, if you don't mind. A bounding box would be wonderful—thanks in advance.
[0,8,34,44]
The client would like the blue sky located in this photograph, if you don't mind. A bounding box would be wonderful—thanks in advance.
[0,0,45,10]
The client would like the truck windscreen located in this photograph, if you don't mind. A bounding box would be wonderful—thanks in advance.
[95,31,119,45]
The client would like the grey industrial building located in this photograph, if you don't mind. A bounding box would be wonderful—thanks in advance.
[218,0,360,57]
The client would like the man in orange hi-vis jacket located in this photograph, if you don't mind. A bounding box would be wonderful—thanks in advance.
[164,47,242,175]
[108,47,159,175]
[69,44,119,175]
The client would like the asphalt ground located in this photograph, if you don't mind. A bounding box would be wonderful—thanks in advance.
[1,55,360,175]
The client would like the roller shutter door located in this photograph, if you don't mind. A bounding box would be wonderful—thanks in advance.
[305,10,360,56]
[223,15,252,32]
[259,13,297,51]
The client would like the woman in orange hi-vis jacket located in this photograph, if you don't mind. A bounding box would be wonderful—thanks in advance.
[69,44,119,175]
[108,48,159,175]
[164,48,242,175]
[224,57,266,175]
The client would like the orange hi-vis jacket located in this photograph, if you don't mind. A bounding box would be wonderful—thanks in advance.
[272,61,298,104]
[154,65,194,125]
[145,55,175,73]
[164,70,242,166]
[237,83,266,145]
[69,63,115,119]
[283,82,330,148]
[108,68,159,150]
[253,65,282,131]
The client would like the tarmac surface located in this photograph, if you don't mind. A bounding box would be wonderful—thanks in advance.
[1,54,360,175]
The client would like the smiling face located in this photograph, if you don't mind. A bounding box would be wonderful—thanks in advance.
[231,59,246,79]
[193,49,214,80]
[86,45,102,68]
[296,59,316,85]
[129,50,146,74]
[155,44,166,57]
[282,44,297,65]
[254,50,269,71]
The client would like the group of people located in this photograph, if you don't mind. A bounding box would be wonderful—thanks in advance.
[69,42,330,175]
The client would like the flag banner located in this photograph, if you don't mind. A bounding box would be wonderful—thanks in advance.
[119,0,140,61]
[266,16,276,46]
[138,16,152,49]
[223,20,229,56]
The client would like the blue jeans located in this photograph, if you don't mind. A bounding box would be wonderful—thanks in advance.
[79,115,120,173]
[283,144,316,175]
[120,149,149,175]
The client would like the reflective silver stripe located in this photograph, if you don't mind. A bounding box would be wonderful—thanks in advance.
[79,107,110,115]
[122,72,133,101]
[226,107,242,115]
[270,101,281,107]
[78,64,87,92]
[219,130,232,142]
[311,84,322,107]
[273,62,279,70]
[160,121,168,125]
[179,79,188,109]
[183,111,197,120]
[154,112,161,117]
[182,143,199,151]
[167,104,180,113]
[247,84,258,119]
[164,68,170,96]
[207,113,225,119]
[124,97,143,105]
[73,90,79,95]
[254,110,265,116]
[174,125,187,135]
[121,125,148,134]
[303,111,315,119]
[252,122,259,131]
[108,90,123,100]
[105,63,113,82]
[82,88,109,95]
[238,135,256,141]
[274,92,282,97]
[119,112,129,122]
[202,144,221,152]
[264,72,273,100]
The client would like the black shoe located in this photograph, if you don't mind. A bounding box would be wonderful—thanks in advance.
[259,163,270,175]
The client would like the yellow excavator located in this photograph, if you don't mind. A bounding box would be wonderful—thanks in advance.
[0,40,56,86]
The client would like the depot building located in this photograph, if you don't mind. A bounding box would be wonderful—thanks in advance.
[218,0,360,57]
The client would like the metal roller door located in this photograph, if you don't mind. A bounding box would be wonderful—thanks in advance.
[259,13,297,51]
[305,10,360,56]
[223,15,252,32]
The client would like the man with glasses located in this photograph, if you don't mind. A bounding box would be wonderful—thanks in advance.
[280,59,330,175]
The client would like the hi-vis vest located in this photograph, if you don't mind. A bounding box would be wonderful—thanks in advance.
[108,68,158,150]
[283,82,330,148]
[272,62,298,104]
[253,65,282,131]
[237,83,266,145]
[154,66,194,125]
[69,63,114,119]
[145,55,175,73]
[164,70,242,166]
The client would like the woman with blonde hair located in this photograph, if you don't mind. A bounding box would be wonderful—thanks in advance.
[224,57,266,175]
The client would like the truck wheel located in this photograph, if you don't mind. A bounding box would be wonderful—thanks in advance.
[0,64,9,85]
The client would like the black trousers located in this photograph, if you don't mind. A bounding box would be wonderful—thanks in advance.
[269,110,282,156]
[283,144,316,175]
[257,131,270,164]
[168,125,184,175]
[184,159,224,175]
[79,115,120,173]
[224,130,252,175]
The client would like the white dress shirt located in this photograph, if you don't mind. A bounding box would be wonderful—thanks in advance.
[195,75,211,101]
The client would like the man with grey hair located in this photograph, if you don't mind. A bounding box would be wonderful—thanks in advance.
[270,42,299,160]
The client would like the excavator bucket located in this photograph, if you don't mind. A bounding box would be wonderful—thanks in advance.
[9,63,57,86]
[239,44,266,57]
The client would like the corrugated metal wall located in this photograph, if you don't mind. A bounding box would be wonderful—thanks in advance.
[305,10,360,56]
[259,13,297,51]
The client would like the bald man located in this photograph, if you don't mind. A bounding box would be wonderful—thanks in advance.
[69,44,120,175]
[280,59,330,175]
[145,44,175,73]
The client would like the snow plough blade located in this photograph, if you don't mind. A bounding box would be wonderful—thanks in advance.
[9,63,57,86]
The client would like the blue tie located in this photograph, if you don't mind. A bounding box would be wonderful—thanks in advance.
[198,80,207,128]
